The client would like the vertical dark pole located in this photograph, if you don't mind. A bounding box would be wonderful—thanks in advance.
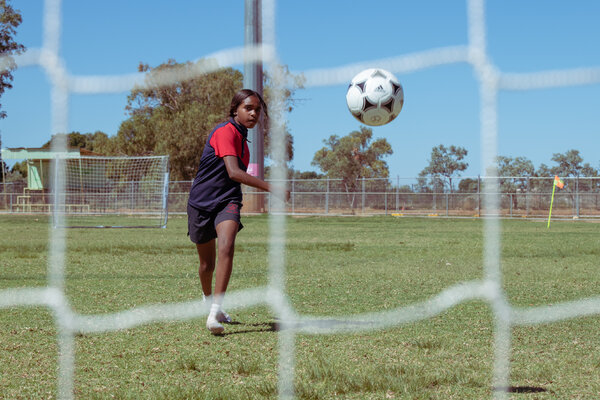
[576,176,580,218]
[477,175,481,216]
[244,0,265,212]
[526,176,530,218]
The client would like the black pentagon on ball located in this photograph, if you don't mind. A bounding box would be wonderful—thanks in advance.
[380,98,394,113]
[363,97,376,110]
[355,80,367,93]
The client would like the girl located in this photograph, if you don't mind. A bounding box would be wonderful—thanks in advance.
[187,89,286,334]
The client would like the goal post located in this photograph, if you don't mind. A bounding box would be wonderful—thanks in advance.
[60,155,170,228]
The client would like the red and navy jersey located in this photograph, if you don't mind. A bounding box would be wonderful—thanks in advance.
[188,119,250,211]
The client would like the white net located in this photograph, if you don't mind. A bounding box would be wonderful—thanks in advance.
[1,154,170,227]
[1,0,600,399]
[61,156,170,228]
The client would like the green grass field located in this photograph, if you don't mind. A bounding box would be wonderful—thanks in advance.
[1,215,600,399]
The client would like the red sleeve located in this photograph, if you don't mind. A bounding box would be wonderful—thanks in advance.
[210,124,240,158]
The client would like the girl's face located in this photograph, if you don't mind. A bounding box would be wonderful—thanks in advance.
[234,95,261,129]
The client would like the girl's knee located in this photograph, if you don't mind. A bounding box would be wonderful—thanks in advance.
[199,261,215,274]
[218,240,235,258]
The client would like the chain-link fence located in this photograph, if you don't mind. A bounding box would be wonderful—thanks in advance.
[166,176,600,219]
[3,176,599,219]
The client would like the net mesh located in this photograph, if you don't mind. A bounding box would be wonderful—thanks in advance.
[60,156,169,228]
[2,155,170,227]
[1,0,600,399]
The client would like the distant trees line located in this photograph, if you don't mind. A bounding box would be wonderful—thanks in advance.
[3,126,598,204]
[415,146,598,194]
[293,145,598,197]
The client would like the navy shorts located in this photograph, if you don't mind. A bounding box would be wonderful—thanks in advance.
[187,202,243,244]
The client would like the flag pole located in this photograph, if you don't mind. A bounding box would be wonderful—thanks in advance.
[547,181,556,228]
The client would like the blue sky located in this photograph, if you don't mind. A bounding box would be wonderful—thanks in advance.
[2,0,599,180]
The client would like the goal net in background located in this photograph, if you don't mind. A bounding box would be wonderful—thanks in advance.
[62,156,170,228]
[1,0,600,399]
[1,154,170,228]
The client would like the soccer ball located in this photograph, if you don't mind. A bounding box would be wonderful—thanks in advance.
[346,68,404,126]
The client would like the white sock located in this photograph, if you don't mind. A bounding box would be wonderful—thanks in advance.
[209,293,223,313]
[209,302,221,318]
[212,293,224,307]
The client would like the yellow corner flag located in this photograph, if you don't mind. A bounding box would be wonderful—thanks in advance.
[547,176,564,228]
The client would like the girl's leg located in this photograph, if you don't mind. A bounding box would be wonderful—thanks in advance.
[205,220,238,334]
[196,239,216,297]
[213,219,239,297]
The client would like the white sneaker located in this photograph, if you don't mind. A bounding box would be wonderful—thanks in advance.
[206,314,224,334]
[216,310,232,323]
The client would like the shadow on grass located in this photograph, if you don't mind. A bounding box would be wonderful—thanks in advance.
[214,319,378,337]
[494,386,547,393]
[218,321,279,336]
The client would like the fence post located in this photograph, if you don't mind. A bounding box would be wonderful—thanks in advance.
[385,188,388,215]
[396,175,399,212]
[526,177,530,218]
[477,175,481,216]
[130,181,135,212]
[291,179,295,214]
[576,176,580,218]
[267,192,271,213]
[325,177,329,214]
[445,193,449,216]
[1,182,5,212]
[361,178,365,215]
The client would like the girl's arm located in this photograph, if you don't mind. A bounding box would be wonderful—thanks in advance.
[223,156,289,200]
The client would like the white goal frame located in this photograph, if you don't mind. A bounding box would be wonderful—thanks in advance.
[58,155,170,228]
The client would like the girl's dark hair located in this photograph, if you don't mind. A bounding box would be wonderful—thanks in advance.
[229,89,269,119]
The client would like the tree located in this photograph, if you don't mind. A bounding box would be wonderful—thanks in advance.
[536,163,551,178]
[113,59,304,180]
[547,149,598,200]
[496,155,535,209]
[419,145,468,193]
[496,156,535,179]
[7,160,24,180]
[0,133,6,182]
[42,131,111,154]
[549,149,596,178]
[311,126,392,208]
[397,185,414,193]
[0,0,25,119]
[458,178,478,193]
[111,60,243,179]
[278,168,324,180]
[291,170,323,179]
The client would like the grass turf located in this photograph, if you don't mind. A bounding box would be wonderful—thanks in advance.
[1,215,599,399]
